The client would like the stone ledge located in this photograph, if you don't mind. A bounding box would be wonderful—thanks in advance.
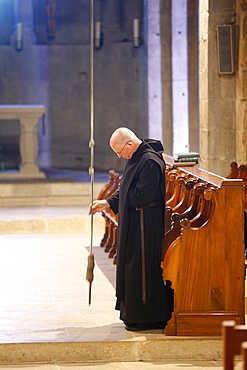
[0,337,222,364]
[0,215,104,234]
[0,182,105,207]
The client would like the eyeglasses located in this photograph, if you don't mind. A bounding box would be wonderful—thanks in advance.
[116,140,132,157]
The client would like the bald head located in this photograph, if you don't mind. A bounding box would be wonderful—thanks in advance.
[110,127,135,148]
[110,127,142,159]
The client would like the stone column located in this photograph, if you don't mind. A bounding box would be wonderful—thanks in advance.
[0,105,46,179]
[236,0,247,164]
[160,0,173,155]
[146,0,163,141]
[171,0,189,154]
[188,0,199,153]
[199,0,236,177]
[19,116,44,176]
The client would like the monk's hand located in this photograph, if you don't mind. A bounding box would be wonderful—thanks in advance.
[88,199,110,215]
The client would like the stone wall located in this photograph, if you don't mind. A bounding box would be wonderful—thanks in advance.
[199,0,238,176]
[0,0,147,173]
[0,0,246,177]
[236,0,247,165]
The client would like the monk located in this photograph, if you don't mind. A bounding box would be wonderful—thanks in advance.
[89,127,173,331]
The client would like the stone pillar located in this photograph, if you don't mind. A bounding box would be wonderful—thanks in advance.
[146,0,163,140]
[199,0,236,176]
[160,0,173,154]
[19,116,43,176]
[236,0,247,164]
[171,0,189,154]
[188,0,199,153]
[0,105,46,179]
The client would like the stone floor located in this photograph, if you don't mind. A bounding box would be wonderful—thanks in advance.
[0,206,240,369]
[0,361,225,369]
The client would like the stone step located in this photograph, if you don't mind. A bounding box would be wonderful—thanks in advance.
[0,181,105,207]
[0,206,105,234]
[0,210,105,234]
[0,337,222,365]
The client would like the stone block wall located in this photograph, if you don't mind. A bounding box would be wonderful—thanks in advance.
[236,0,247,165]
[0,0,147,173]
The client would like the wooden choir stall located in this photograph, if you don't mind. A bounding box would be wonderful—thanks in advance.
[97,154,246,336]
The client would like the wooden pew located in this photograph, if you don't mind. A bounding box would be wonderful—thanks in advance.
[241,342,247,370]
[97,170,120,262]
[222,320,247,370]
[172,178,198,214]
[97,157,245,336]
[180,182,207,220]
[227,162,247,256]
[227,162,247,209]
[162,154,245,336]
[227,162,240,179]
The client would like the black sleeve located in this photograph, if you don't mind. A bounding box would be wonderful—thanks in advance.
[128,160,161,208]
[107,190,119,214]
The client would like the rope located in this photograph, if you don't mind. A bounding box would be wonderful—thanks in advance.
[86,0,95,305]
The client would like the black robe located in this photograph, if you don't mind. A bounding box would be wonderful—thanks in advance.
[107,139,172,324]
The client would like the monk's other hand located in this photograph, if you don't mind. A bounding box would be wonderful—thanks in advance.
[88,199,110,215]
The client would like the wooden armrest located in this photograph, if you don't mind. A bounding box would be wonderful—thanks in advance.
[102,210,118,227]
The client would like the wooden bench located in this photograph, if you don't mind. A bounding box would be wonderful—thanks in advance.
[222,320,247,370]
[98,170,120,263]
[97,155,245,336]
[227,161,247,208]
[227,162,247,255]
[162,155,245,336]
[241,342,247,370]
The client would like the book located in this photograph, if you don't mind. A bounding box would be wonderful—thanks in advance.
[174,152,200,159]
[173,161,197,167]
[173,152,200,164]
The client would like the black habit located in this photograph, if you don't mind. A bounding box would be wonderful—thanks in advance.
[107,139,172,324]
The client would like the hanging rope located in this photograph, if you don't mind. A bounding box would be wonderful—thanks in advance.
[86,0,95,305]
